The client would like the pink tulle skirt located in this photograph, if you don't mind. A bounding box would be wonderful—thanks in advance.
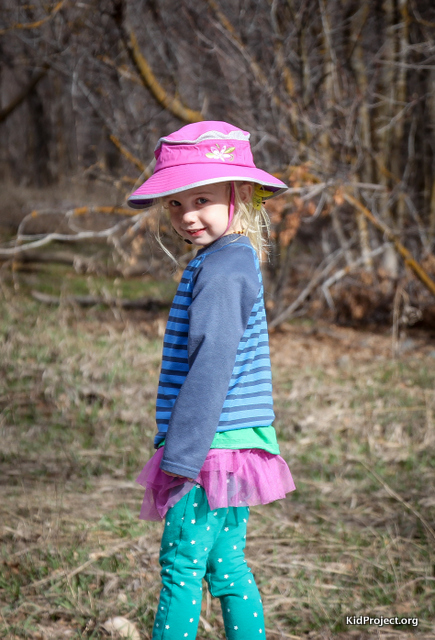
[136,447,296,521]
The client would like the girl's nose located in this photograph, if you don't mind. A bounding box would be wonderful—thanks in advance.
[181,208,197,222]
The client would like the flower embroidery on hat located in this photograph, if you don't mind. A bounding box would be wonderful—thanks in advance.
[205,144,235,162]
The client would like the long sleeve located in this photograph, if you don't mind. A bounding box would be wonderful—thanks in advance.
[160,244,260,478]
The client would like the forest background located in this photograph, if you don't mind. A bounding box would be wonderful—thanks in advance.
[1,1,435,639]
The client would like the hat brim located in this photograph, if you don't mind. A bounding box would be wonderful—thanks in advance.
[127,164,287,209]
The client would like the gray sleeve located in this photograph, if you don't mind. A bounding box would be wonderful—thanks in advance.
[160,245,260,478]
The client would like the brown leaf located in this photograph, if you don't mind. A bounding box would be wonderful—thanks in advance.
[333,187,344,206]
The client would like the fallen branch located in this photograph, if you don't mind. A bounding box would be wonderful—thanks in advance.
[322,244,389,309]
[0,210,143,256]
[0,250,76,265]
[269,247,347,328]
[0,251,127,278]
[31,290,169,311]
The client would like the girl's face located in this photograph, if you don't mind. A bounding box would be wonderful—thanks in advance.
[164,182,252,247]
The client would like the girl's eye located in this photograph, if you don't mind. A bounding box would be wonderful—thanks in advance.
[197,198,208,204]
[168,200,181,207]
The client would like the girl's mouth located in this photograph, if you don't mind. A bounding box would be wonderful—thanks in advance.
[187,228,206,237]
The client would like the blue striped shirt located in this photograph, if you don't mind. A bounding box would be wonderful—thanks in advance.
[156,234,275,478]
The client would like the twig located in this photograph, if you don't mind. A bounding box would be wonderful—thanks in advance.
[0,0,66,35]
[124,30,203,124]
[343,192,435,297]
[392,283,406,358]
[25,535,145,591]
[351,459,435,544]
[109,133,147,173]
[269,247,346,328]
[329,205,353,265]
[0,66,49,123]
[265,629,302,640]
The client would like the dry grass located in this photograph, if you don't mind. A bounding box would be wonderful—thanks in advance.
[1,284,434,639]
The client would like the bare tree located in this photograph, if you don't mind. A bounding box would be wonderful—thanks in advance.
[1,0,435,323]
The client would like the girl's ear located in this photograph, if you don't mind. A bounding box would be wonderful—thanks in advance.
[238,183,254,203]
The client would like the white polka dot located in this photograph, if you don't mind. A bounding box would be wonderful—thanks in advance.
[181,517,185,520]
[161,606,164,610]
[156,623,159,627]
[224,527,229,532]
[254,612,258,617]
[166,568,169,572]
[193,571,197,576]
[180,581,185,586]
[192,600,196,604]
[196,484,200,488]
[243,518,247,523]
[243,595,248,600]
[166,521,171,526]
[190,618,194,623]
[234,626,238,630]
[227,608,230,612]
[206,526,210,530]
[191,519,196,524]
[224,574,229,579]
[204,547,208,551]
[193,502,198,507]
[169,542,173,546]
[230,582,234,586]
[218,558,223,562]
[193,559,198,563]
[184,634,188,637]
[213,512,218,516]
[165,625,170,629]
[248,579,252,583]
[259,629,263,633]
[190,540,195,545]
[233,545,237,550]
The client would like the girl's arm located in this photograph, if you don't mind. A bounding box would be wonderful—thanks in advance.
[160,244,260,479]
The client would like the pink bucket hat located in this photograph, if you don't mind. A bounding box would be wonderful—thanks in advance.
[127,121,287,209]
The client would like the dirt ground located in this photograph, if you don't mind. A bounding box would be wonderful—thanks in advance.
[269,321,435,369]
[1,304,434,639]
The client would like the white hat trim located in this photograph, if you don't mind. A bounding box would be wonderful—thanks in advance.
[155,129,250,151]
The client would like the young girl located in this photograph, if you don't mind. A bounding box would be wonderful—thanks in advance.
[128,121,296,639]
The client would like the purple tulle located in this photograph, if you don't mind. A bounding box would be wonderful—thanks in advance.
[136,447,296,521]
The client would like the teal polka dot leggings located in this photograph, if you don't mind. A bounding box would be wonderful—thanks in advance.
[152,484,266,639]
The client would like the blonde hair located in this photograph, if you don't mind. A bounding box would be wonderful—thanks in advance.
[232,182,271,259]
[154,182,271,266]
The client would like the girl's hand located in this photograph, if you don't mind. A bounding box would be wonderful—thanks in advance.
[162,470,195,482]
